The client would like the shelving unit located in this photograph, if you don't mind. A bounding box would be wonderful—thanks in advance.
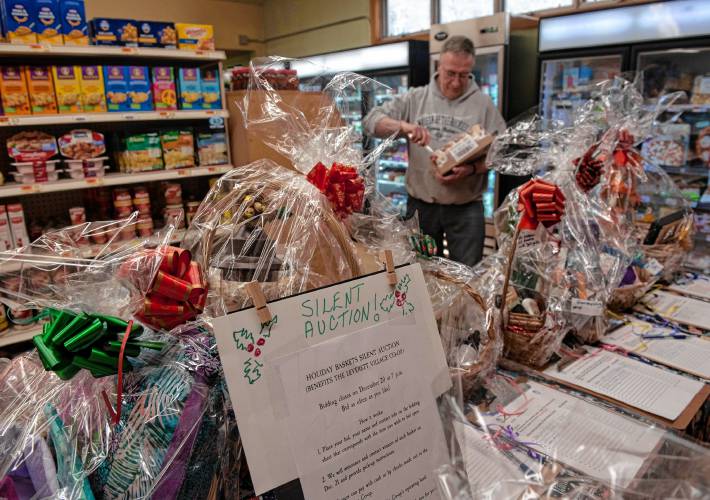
[0,43,226,61]
[0,109,227,128]
[0,324,40,348]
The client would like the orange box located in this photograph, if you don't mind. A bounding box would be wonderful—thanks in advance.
[0,66,31,115]
[25,66,57,114]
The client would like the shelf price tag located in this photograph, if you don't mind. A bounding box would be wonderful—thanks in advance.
[207,166,217,173]
[177,169,190,176]
[0,116,20,126]
[121,47,138,54]
[85,177,103,186]
[123,114,135,121]
[159,111,175,119]
[74,115,87,122]
[20,184,40,193]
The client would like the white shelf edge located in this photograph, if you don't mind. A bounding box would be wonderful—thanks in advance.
[0,324,41,348]
[0,164,233,198]
[0,42,226,61]
[0,109,228,127]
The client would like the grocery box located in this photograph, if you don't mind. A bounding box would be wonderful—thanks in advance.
[1,0,37,43]
[0,206,13,251]
[161,130,195,169]
[25,65,57,114]
[138,20,176,48]
[59,0,87,45]
[103,65,129,112]
[196,131,227,165]
[151,66,177,111]
[432,124,493,176]
[90,17,137,46]
[52,65,82,113]
[120,132,163,172]
[78,65,106,112]
[177,67,202,110]
[35,0,61,44]
[7,203,29,248]
[200,67,221,110]
[127,66,152,111]
[0,66,30,115]
[642,123,691,167]
[175,23,214,51]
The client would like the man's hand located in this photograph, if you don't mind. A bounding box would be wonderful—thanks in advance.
[400,121,431,146]
[432,163,476,185]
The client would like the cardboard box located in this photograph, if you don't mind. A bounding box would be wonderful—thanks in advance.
[119,132,163,172]
[52,65,82,113]
[35,0,61,44]
[175,22,214,51]
[7,203,29,248]
[103,65,129,112]
[432,124,493,175]
[0,206,14,251]
[127,66,152,111]
[177,67,202,110]
[200,67,221,110]
[1,0,37,43]
[25,65,57,114]
[78,65,106,112]
[161,129,195,169]
[151,66,177,111]
[138,20,175,48]
[0,66,30,115]
[90,17,137,46]
[59,0,87,45]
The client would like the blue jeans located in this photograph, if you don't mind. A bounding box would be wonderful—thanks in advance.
[406,197,485,267]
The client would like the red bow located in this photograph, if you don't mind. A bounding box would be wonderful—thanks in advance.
[612,129,642,170]
[136,246,207,330]
[306,162,365,218]
[574,143,604,192]
[517,179,565,231]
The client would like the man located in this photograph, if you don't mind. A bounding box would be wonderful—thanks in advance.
[363,35,506,266]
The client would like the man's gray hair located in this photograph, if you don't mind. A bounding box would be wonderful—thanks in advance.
[441,35,475,57]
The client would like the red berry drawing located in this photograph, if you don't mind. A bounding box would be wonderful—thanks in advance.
[255,348,262,357]
[257,338,265,346]
[247,344,254,353]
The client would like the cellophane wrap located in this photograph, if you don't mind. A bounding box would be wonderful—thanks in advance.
[435,368,710,499]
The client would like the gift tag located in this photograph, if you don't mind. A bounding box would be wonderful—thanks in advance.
[449,135,478,163]
[570,298,604,316]
[645,258,664,276]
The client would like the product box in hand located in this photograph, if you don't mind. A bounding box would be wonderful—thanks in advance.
[151,66,177,111]
[78,65,106,112]
[0,205,14,250]
[177,67,202,109]
[175,22,214,51]
[161,129,195,169]
[1,0,37,43]
[59,0,87,45]
[432,124,493,175]
[90,17,137,46]
[127,66,152,111]
[138,20,176,48]
[52,65,82,113]
[200,67,221,110]
[7,203,29,248]
[35,0,62,44]
[0,66,30,115]
[196,130,227,165]
[103,65,129,112]
[25,66,57,114]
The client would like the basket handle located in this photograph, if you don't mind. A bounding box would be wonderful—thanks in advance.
[499,224,521,330]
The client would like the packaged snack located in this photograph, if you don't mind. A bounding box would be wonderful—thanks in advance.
[1,0,37,43]
[175,22,214,51]
[24,66,57,114]
[151,66,177,111]
[200,67,221,110]
[0,205,14,250]
[58,129,105,159]
[137,20,175,48]
[59,0,87,45]
[35,0,61,44]
[90,17,137,46]
[0,66,30,115]
[103,65,129,112]
[51,65,82,113]
[7,130,57,159]
[156,21,176,48]
[196,130,228,165]
[642,123,691,167]
[177,67,202,110]
[160,129,195,169]
[432,124,493,175]
[7,203,29,248]
[78,65,106,112]
[127,65,152,111]
[120,132,163,172]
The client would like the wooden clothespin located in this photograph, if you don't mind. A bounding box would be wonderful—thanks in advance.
[380,249,397,286]
[246,281,272,323]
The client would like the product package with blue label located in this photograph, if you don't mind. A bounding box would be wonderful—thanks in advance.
[35,0,61,44]
[103,65,130,112]
[90,17,137,46]
[59,0,87,45]
[1,0,36,43]
[137,20,176,48]
[177,67,202,110]
[200,67,221,110]
[127,66,153,111]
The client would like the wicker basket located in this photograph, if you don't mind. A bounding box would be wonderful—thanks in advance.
[608,278,656,312]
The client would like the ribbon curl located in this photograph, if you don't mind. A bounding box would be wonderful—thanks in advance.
[306,162,365,218]
[516,179,566,231]
[574,143,604,192]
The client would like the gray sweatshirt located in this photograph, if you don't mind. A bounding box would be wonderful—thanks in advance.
[363,72,506,205]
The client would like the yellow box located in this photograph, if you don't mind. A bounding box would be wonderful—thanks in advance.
[0,66,31,115]
[78,66,107,112]
[52,65,82,113]
[175,23,214,51]
[25,66,57,114]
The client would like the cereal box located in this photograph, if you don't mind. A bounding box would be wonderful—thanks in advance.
[151,66,177,111]
[25,66,57,114]
[0,66,30,115]
[78,65,106,112]
[35,0,62,44]
[1,0,37,43]
[177,67,202,110]
[59,0,87,45]
[90,17,137,46]
[175,23,214,51]
[52,65,82,113]
[200,67,221,110]
[0,206,14,251]
[103,65,129,112]
[138,20,175,48]
[127,66,152,112]
[161,130,195,169]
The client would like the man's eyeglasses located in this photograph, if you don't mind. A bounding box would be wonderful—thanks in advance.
[443,70,471,81]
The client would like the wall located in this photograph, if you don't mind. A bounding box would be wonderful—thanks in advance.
[85,0,265,53]
[263,0,371,57]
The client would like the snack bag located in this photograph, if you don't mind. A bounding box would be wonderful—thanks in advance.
[0,66,31,115]
[35,0,61,44]
[25,65,57,114]
[151,66,177,111]
[201,67,221,110]
[1,0,37,43]
[78,65,106,112]
[59,0,87,45]
[175,22,214,51]
[161,129,195,169]
[177,67,202,110]
[103,65,129,112]
[127,65,152,112]
[52,65,82,113]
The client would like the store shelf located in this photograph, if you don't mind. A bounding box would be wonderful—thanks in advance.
[0,324,41,348]
[0,109,228,128]
[0,165,233,199]
[0,42,226,61]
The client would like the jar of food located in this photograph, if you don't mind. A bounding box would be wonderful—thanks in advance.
[164,182,182,205]
[136,216,154,237]
[185,201,200,226]
[132,186,151,215]
[120,222,136,240]
[113,188,133,217]
[164,204,185,229]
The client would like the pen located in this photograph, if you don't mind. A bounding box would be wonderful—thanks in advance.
[641,333,687,340]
